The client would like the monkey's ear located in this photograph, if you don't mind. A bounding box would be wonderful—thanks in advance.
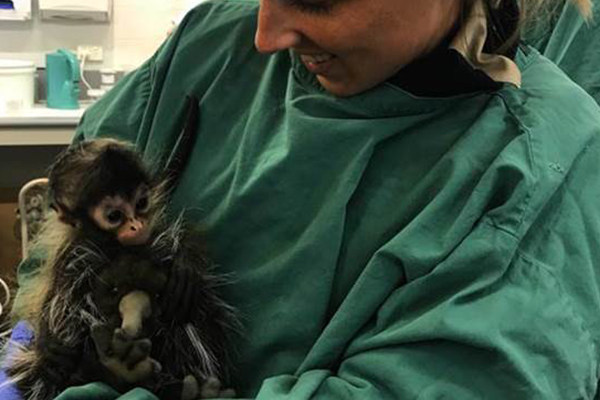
[51,202,78,227]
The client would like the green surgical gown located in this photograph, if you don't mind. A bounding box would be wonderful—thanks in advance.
[527,1,600,105]
[25,0,600,399]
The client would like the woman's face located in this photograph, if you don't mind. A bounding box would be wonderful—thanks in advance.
[255,0,461,97]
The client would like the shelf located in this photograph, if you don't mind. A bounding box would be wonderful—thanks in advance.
[0,9,31,21]
[0,126,76,146]
[0,105,85,127]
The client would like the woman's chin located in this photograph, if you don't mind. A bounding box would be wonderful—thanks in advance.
[317,76,377,98]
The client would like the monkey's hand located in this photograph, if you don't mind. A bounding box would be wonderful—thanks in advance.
[36,325,82,385]
[91,324,161,384]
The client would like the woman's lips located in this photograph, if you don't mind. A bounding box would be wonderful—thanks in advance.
[300,53,336,75]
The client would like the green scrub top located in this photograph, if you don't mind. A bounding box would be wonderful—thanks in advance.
[527,1,600,105]
[22,0,600,399]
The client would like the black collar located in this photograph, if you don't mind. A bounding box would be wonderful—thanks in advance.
[389,1,520,97]
[388,47,503,97]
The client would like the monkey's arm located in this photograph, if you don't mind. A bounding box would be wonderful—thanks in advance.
[158,262,199,324]
[156,227,234,327]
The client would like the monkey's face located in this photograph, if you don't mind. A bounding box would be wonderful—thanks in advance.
[89,184,153,246]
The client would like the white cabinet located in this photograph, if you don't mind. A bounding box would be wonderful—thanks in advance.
[0,0,32,21]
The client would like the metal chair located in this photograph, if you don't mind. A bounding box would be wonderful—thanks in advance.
[17,178,49,259]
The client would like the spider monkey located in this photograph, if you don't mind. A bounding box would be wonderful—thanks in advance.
[4,138,239,400]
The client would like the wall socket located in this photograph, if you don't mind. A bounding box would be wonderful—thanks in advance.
[77,45,103,62]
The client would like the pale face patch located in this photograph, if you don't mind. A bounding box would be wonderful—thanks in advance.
[89,186,153,245]
[91,195,135,231]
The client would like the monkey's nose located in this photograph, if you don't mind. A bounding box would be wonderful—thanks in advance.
[128,219,143,231]
[118,220,150,246]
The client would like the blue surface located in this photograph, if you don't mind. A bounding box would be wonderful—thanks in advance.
[0,321,34,400]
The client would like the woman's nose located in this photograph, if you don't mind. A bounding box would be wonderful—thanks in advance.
[255,0,302,53]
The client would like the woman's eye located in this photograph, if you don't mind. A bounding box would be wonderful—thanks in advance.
[288,0,333,14]
[136,196,149,212]
[106,210,123,224]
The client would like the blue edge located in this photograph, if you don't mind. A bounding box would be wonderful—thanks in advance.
[0,321,34,400]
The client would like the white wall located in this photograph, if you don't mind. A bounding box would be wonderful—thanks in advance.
[0,0,208,70]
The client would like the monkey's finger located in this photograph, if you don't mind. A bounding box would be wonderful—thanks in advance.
[181,374,199,400]
[91,324,114,356]
[126,339,152,368]
[199,376,222,398]
[112,328,134,357]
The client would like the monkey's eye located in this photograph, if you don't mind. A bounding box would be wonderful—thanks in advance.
[136,196,149,213]
[106,210,123,225]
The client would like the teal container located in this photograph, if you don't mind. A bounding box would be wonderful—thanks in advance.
[46,49,80,109]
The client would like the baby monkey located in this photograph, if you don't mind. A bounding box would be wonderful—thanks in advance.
[6,139,238,400]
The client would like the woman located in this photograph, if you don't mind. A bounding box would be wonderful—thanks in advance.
[8,0,600,399]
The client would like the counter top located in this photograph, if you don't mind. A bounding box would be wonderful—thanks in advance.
[0,126,75,146]
[0,103,88,127]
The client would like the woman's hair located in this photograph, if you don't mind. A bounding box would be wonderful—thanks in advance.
[519,0,592,23]
[464,0,594,54]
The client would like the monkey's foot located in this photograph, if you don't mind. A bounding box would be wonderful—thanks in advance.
[200,376,236,399]
[181,375,199,400]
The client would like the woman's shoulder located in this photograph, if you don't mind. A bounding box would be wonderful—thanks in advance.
[496,46,600,181]
[501,45,600,131]
[483,45,600,236]
[474,46,600,238]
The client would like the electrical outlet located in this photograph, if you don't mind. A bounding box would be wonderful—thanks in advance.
[77,45,103,62]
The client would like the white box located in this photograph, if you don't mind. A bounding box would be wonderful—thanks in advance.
[0,0,32,21]
[39,0,112,22]
[0,59,36,115]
